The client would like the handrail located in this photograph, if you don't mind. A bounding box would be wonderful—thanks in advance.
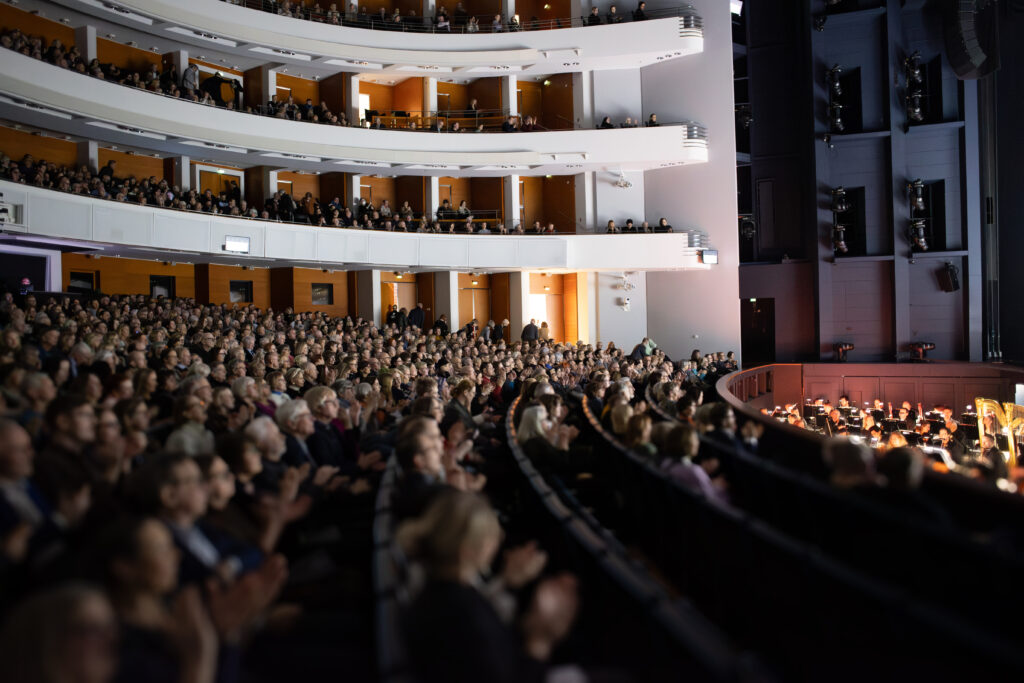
[504,397,748,682]
[224,0,703,35]
[577,395,1024,680]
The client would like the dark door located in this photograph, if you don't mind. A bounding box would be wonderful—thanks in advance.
[741,297,775,367]
[150,275,175,299]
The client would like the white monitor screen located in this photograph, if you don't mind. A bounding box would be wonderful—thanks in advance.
[223,235,250,254]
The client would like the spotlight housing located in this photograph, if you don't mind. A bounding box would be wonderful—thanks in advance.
[906,90,923,123]
[829,101,845,132]
[826,64,843,97]
[908,178,926,212]
[834,342,855,363]
[909,341,936,361]
[904,51,923,86]
[830,186,850,214]
[832,225,849,254]
[908,219,928,251]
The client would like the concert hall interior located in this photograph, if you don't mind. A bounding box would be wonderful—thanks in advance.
[1,1,1023,681]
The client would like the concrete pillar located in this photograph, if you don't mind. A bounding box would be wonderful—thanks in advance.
[572,71,593,129]
[422,0,436,24]
[74,25,97,62]
[501,75,518,116]
[171,156,190,192]
[263,65,278,107]
[76,140,98,173]
[574,171,595,233]
[167,50,188,78]
[424,176,440,221]
[508,271,530,341]
[434,271,459,331]
[501,0,516,22]
[502,175,521,230]
[356,270,382,325]
[344,72,361,124]
[423,76,438,116]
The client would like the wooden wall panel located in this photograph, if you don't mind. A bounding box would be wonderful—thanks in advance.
[516,0,569,25]
[98,148,164,181]
[457,274,491,289]
[198,264,271,309]
[319,73,346,115]
[520,176,543,227]
[277,171,321,200]
[394,177,425,214]
[418,273,435,325]
[457,288,474,328]
[347,271,359,317]
[343,0,420,14]
[463,0,502,19]
[61,254,195,298]
[518,80,543,119]
[360,82,394,116]
[841,377,879,409]
[542,175,575,232]
[438,81,469,113]
[243,67,265,110]
[542,73,575,130]
[563,272,578,343]
[490,273,511,337]
[360,176,396,207]
[381,272,418,284]
[269,268,295,311]
[469,178,503,221]
[806,380,841,406]
[438,177,472,211]
[468,78,501,112]
[275,73,320,105]
[319,172,348,205]
[530,272,564,295]
[0,126,77,168]
[292,268,348,316]
[97,38,162,73]
[544,295,565,343]
[0,4,74,47]
[393,77,424,114]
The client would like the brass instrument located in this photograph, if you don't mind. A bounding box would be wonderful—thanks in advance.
[974,398,1024,469]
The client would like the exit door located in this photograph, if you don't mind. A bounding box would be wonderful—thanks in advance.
[740,298,775,367]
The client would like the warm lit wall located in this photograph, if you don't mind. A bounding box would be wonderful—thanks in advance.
[516,0,570,24]
[394,177,425,214]
[98,148,164,181]
[438,176,472,210]
[563,272,578,343]
[468,78,502,112]
[529,272,565,342]
[343,0,420,14]
[393,77,424,114]
[463,0,501,17]
[457,273,491,328]
[541,73,575,130]
[277,171,321,200]
[195,264,271,308]
[360,81,394,115]
[469,177,503,219]
[0,125,77,167]
[243,67,265,110]
[61,254,196,298]
[97,38,162,73]
[193,161,243,196]
[520,177,543,227]
[438,81,469,113]
[319,73,346,115]
[319,172,348,205]
[360,176,397,207]
[518,80,543,118]
[0,4,74,47]
[292,267,350,316]
[275,73,320,104]
[490,273,511,339]
[542,175,575,232]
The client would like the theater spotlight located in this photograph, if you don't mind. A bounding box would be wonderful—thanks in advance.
[826,64,843,98]
[909,341,936,361]
[830,186,850,213]
[829,101,845,132]
[906,90,923,123]
[908,219,928,251]
[834,342,855,363]
[908,178,926,212]
[832,225,848,254]
[904,50,923,86]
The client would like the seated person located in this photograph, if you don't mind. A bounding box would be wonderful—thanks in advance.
[606,5,624,24]
[654,217,673,233]
[598,116,615,129]
[605,219,620,234]
[502,116,519,132]
[622,219,637,233]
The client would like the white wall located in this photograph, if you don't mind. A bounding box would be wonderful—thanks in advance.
[595,271,648,349]
[592,170,647,231]
[641,0,741,361]
[592,69,644,125]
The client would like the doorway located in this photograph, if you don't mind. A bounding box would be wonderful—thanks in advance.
[740,297,775,367]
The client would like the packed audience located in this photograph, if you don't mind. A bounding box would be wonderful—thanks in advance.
[236,0,667,32]
[1,26,671,134]
[0,150,685,234]
[765,397,1019,491]
[0,284,738,681]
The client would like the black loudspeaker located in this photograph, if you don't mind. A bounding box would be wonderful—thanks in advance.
[938,262,961,292]
[943,0,1000,80]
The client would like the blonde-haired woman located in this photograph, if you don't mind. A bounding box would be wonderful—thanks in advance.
[398,490,578,683]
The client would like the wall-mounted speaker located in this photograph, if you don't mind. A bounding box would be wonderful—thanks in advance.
[937,262,960,292]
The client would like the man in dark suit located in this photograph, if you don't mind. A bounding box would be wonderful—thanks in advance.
[407,302,426,329]
[521,318,539,341]
[434,314,449,336]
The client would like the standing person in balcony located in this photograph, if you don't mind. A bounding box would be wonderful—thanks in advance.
[607,5,624,24]
[587,7,602,25]
[436,7,451,31]
[633,1,648,21]
[509,14,522,30]
[646,113,659,127]
[491,14,505,32]
[453,2,469,27]
[181,63,200,93]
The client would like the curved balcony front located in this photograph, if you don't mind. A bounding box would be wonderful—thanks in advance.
[51,0,702,76]
[0,180,713,271]
[0,51,709,176]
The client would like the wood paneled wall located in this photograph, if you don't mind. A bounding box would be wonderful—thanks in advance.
[418,273,436,325]
[360,82,394,116]
[97,38,162,73]
[277,171,321,200]
[319,172,348,205]
[0,4,74,46]
[438,81,469,112]
[61,254,196,298]
[438,176,471,210]
[394,177,425,214]
[98,148,164,181]
[275,73,320,104]
[195,264,271,308]
[490,273,511,340]
[360,176,397,207]
[542,175,575,232]
[530,272,570,342]
[468,78,502,111]
[243,67,265,110]
[393,77,424,114]
[319,73,346,115]
[0,125,77,168]
[463,0,501,17]
[470,178,503,220]
[293,267,350,316]
[563,272,578,343]
[516,0,569,24]
[542,73,575,130]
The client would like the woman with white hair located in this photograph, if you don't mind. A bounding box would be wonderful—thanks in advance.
[516,404,579,474]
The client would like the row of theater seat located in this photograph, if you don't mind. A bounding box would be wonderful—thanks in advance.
[575,394,1024,682]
